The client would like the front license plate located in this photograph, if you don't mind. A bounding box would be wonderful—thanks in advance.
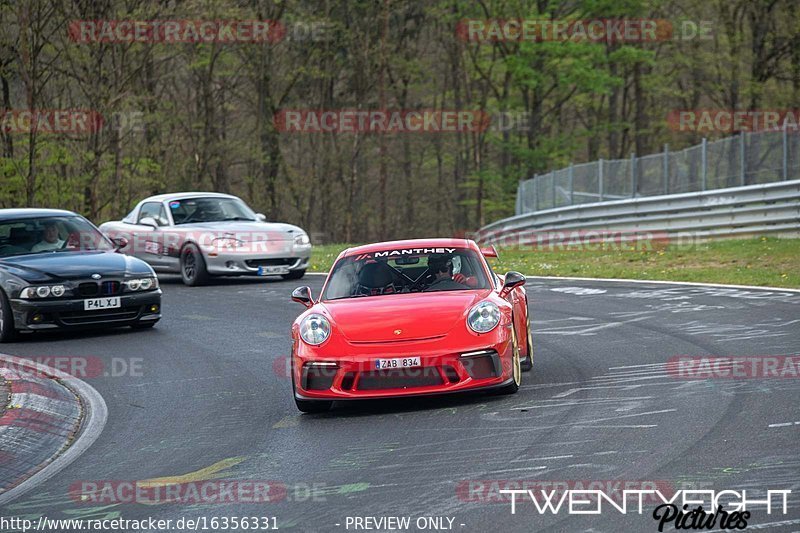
[375,357,421,370]
[84,297,121,311]
[257,265,290,276]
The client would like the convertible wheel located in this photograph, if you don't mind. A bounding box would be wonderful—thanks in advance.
[495,324,521,395]
[0,289,18,343]
[281,269,306,281]
[521,317,534,372]
[180,243,210,286]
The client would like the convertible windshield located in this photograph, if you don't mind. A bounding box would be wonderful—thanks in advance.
[169,197,257,224]
[323,248,490,300]
[0,216,114,258]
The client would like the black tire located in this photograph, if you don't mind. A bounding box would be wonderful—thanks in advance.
[180,243,210,286]
[521,317,534,372]
[0,289,17,343]
[281,269,306,281]
[495,324,521,395]
[130,320,158,330]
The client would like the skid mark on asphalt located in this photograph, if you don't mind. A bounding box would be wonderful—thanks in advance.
[533,316,650,336]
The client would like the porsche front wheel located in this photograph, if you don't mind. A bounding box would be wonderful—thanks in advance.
[496,324,521,395]
[521,317,533,372]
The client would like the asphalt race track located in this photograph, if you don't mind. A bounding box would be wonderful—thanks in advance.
[1,275,799,532]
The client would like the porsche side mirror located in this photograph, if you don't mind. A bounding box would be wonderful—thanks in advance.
[138,217,159,229]
[500,271,526,297]
[292,286,314,308]
[111,236,129,250]
[256,213,267,222]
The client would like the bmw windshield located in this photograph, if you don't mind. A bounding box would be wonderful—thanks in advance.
[323,248,491,300]
[0,216,115,258]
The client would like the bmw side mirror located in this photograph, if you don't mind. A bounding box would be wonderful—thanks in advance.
[138,217,159,229]
[256,213,267,222]
[111,236,129,250]
[500,271,526,297]
[292,286,314,308]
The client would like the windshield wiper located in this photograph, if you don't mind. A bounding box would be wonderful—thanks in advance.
[223,217,256,221]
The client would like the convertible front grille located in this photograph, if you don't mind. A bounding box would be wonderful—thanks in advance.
[245,258,294,268]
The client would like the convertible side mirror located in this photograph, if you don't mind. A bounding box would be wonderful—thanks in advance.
[499,271,526,297]
[256,213,267,222]
[138,217,159,229]
[111,236,129,250]
[292,286,314,308]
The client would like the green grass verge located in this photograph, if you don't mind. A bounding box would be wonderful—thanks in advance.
[309,237,800,289]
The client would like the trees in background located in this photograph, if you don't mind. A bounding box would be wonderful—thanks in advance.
[0,0,797,241]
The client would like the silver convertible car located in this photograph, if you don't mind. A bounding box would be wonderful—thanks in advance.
[99,193,311,285]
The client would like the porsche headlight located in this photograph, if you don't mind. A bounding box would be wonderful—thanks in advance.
[294,233,310,246]
[467,301,501,333]
[299,314,330,345]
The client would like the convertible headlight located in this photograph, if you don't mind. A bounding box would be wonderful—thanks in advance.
[294,233,310,246]
[212,237,245,249]
[20,285,66,299]
[299,314,330,345]
[125,277,158,291]
[467,301,501,333]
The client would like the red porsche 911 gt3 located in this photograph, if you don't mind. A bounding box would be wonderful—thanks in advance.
[289,239,533,413]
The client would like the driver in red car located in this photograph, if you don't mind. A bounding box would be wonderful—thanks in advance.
[427,254,477,291]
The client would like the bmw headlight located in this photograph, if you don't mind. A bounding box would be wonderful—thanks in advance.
[294,233,310,246]
[125,277,159,291]
[467,301,501,333]
[299,314,330,345]
[20,285,67,299]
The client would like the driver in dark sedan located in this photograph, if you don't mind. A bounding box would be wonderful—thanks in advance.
[31,221,65,252]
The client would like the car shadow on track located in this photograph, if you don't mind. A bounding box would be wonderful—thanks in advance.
[5,325,161,344]
[157,274,306,287]
[302,391,516,419]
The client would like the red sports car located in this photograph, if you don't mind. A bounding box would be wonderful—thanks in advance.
[289,239,533,413]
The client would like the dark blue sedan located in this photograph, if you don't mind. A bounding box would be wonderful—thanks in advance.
[0,209,161,341]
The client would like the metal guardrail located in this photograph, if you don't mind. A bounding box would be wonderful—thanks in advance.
[478,179,800,245]
[516,127,800,215]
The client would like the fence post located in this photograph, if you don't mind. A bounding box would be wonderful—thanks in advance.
[533,173,539,211]
[569,163,574,205]
[598,158,604,202]
[630,152,637,197]
[663,144,669,195]
[701,138,707,191]
[739,133,746,186]
[551,173,556,207]
[783,120,789,181]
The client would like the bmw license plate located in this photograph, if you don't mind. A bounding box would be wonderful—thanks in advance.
[84,297,120,311]
[257,265,290,276]
[375,357,421,370]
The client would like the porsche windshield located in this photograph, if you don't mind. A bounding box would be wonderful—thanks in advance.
[169,197,257,224]
[323,248,491,300]
[0,216,114,258]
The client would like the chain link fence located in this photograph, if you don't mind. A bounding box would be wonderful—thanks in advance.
[516,126,800,215]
